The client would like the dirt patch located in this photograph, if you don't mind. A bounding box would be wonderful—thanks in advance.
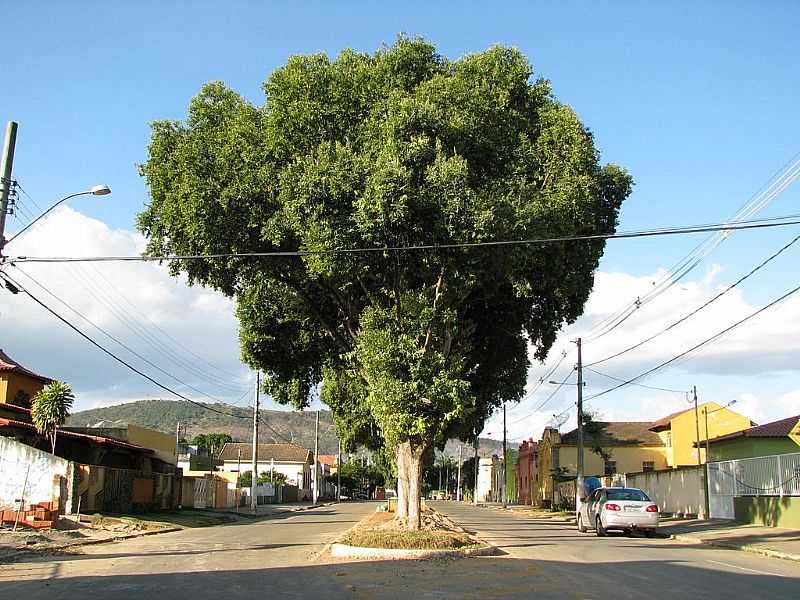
[0,524,117,563]
[339,508,477,550]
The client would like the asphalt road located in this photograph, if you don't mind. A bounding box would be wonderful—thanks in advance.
[431,501,800,599]
[2,501,798,600]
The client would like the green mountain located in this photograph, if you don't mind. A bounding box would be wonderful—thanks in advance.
[67,399,505,457]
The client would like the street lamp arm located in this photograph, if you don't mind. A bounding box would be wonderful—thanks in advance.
[6,186,110,245]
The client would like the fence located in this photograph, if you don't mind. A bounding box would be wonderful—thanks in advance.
[625,465,706,518]
[708,453,800,520]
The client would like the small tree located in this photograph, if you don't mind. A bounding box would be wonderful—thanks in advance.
[31,381,75,454]
[192,432,232,457]
[258,470,287,485]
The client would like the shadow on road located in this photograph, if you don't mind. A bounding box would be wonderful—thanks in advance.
[1,554,797,600]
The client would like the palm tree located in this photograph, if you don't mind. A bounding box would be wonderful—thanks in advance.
[31,381,75,454]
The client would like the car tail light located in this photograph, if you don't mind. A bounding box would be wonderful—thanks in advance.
[646,505,658,513]
[605,503,621,511]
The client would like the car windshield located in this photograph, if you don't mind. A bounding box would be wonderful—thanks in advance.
[605,488,650,502]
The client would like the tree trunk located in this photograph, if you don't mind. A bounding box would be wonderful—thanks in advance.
[50,432,56,454]
[396,442,409,521]
[406,444,426,531]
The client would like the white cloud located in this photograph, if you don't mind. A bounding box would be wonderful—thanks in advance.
[4,208,800,432]
[489,260,800,443]
[1,207,253,411]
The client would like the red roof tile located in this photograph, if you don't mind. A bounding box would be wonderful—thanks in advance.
[0,349,53,384]
[561,422,663,446]
[219,442,312,463]
[706,415,800,445]
[0,418,153,453]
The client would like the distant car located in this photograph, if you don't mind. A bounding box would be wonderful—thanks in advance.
[577,487,659,537]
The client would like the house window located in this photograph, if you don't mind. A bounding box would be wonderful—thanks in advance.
[604,461,617,476]
[642,461,655,472]
[666,432,672,447]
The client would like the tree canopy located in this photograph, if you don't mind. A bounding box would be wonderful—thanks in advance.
[191,432,232,456]
[139,37,631,528]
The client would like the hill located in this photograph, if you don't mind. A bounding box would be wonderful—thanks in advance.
[67,399,505,457]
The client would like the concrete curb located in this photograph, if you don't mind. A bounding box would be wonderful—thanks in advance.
[668,533,800,562]
[330,542,498,560]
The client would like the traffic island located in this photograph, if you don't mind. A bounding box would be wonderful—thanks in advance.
[330,507,497,560]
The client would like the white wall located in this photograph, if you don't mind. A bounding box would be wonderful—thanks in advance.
[625,466,707,518]
[0,437,74,512]
[221,460,310,491]
[477,456,500,502]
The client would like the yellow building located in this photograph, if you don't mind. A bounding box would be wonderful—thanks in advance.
[536,422,667,507]
[648,402,753,467]
[0,349,52,407]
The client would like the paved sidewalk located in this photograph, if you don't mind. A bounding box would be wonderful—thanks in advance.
[659,519,800,561]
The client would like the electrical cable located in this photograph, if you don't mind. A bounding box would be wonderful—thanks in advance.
[6,216,800,264]
[0,269,252,421]
[585,231,800,367]
[10,266,248,403]
[583,366,687,394]
[584,282,800,402]
[583,157,800,341]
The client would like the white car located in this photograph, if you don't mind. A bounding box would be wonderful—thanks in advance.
[577,487,659,537]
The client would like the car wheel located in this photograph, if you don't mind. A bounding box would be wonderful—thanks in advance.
[596,517,606,537]
[577,514,587,533]
[645,529,657,538]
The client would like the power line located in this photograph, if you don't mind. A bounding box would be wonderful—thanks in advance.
[56,263,249,393]
[583,366,687,394]
[0,269,252,421]
[505,367,576,428]
[6,216,800,264]
[583,156,800,341]
[10,266,247,404]
[506,349,568,418]
[584,281,800,402]
[11,181,247,385]
[585,231,800,367]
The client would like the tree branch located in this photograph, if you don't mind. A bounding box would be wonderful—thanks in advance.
[422,267,446,354]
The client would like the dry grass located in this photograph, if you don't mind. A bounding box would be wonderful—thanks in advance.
[339,508,476,550]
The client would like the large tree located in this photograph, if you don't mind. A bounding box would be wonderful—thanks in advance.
[139,37,631,529]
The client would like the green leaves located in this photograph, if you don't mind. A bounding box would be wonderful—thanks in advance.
[31,381,74,453]
[139,36,631,467]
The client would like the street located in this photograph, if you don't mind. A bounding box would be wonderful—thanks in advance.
[2,501,799,599]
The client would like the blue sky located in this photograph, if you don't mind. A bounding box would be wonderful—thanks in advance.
[3,2,800,439]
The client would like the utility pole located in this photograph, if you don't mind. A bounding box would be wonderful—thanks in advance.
[313,410,319,504]
[175,421,181,455]
[473,438,479,505]
[693,386,702,466]
[250,372,260,512]
[456,444,463,502]
[337,438,342,503]
[0,121,19,257]
[575,337,585,509]
[502,402,508,508]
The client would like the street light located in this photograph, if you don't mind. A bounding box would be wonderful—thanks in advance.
[4,184,112,247]
[704,400,737,462]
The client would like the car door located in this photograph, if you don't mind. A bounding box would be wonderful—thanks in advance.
[586,489,600,524]
[589,490,604,524]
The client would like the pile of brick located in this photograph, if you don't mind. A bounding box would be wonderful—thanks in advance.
[0,502,58,530]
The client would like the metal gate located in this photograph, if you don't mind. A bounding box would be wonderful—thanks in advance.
[707,461,735,519]
[707,452,800,519]
[193,477,209,509]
